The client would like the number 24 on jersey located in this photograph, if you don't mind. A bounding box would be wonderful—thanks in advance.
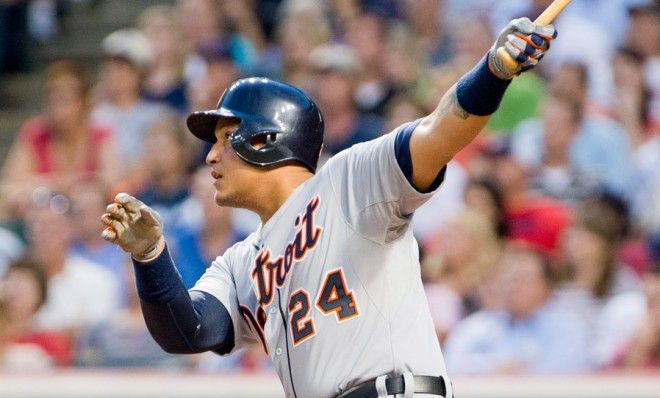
[288,268,359,345]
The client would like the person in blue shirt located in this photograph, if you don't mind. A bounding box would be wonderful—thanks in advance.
[444,243,593,375]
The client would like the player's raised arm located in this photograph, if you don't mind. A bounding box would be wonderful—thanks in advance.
[409,18,557,191]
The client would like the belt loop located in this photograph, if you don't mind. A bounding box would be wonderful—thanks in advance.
[446,378,454,398]
[375,375,388,398]
[402,372,414,398]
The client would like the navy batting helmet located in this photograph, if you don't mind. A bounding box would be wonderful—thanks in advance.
[186,77,324,172]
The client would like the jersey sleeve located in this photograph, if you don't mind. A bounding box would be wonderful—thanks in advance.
[191,245,258,353]
[325,120,446,244]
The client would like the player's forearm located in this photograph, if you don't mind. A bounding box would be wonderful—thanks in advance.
[133,245,234,354]
[410,54,508,190]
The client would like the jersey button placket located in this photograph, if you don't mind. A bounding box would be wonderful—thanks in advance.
[275,347,283,356]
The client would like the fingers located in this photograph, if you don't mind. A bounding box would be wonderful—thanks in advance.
[101,212,126,237]
[139,206,161,227]
[101,227,116,242]
[504,42,538,66]
[114,192,143,215]
[534,24,558,41]
[510,17,535,35]
[106,202,128,220]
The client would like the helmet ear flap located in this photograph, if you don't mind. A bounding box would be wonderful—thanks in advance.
[246,131,278,151]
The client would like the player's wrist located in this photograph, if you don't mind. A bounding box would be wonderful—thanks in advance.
[487,49,516,80]
[455,53,512,116]
[132,235,166,263]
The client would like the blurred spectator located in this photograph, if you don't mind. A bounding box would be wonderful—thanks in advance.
[308,43,383,157]
[0,258,69,369]
[477,138,572,256]
[92,28,169,193]
[625,2,660,62]
[558,194,641,301]
[628,3,660,137]
[76,259,186,368]
[1,60,119,213]
[139,5,190,113]
[137,114,195,232]
[531,95,599,203]
[188,39,241,112]
[616,261,660,368]
[345,9,396,116]
[0,298,52,371]
[446,16,493,74]
[423,209,502,342]
[24,188,119,332]
[463,178,507,239]
[178,0,257,83]
[168,167,244,289]
[69,180,128,307]
[551,194,643,367]
[383,23,426,98]
[613,48,654,150]
[444,243,592,375]
[512,63,636,199]
[612,48,660,230]
[401,0,452,66]
[273,2,331,87]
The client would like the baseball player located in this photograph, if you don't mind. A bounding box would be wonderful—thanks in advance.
[102,18,557,398]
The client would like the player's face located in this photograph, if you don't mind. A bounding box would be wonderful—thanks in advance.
[206,119,265,209]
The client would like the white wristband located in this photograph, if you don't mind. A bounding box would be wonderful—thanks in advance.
[132,236,166,263]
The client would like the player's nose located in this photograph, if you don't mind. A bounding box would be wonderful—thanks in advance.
[205,142,222,165]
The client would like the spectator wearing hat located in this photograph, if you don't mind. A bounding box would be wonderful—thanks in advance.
[308,43,384,157]
[92,28,171,194]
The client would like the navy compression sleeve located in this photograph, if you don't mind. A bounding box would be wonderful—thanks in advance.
[133,245,235,355]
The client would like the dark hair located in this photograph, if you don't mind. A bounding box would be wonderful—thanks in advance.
[45,59,92,101]
[466,178,507,238]
[559,62,589,89]
[615,47,652,128]
[7,258,49,309]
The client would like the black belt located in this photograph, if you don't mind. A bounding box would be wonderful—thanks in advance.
[337,375,447,398]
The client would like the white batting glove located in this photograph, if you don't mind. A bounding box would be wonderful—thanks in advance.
[488,17,557,80]
[101,193,165,262]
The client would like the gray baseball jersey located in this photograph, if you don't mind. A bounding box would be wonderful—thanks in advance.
[192,122,451,398]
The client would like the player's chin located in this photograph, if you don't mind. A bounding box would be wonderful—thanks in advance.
[213,190,238,208]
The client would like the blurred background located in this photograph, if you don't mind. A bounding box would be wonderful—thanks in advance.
[0,0,659,397]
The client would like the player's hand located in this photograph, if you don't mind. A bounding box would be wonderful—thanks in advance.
[101,193,165,262]
[488,17,557,80]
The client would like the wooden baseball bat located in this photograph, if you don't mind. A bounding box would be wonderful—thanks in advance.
[496,0,572,70]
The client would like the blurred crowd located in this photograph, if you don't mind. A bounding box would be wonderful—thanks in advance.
[0,0,659,376]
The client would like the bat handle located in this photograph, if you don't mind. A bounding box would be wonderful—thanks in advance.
[496,0,572,70]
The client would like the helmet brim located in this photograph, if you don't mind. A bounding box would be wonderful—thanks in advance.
[186,108,240,143]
